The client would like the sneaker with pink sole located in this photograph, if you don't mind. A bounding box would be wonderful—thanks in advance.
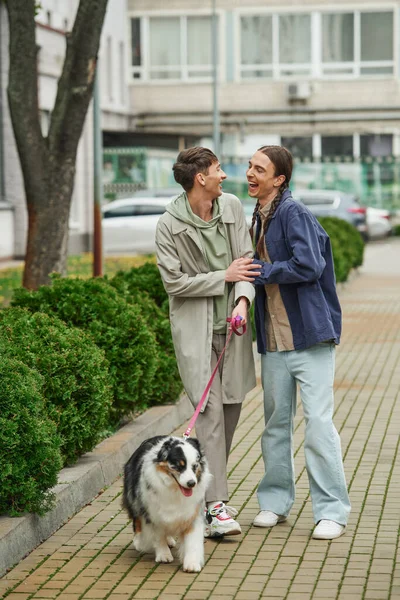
[204,502,242,537]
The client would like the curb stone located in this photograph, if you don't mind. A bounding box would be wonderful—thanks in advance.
[0,394,193,577]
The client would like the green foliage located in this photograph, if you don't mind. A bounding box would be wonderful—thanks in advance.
[11,276,158,419]
[318,217,365,282]
[0,254,155,308]
[108,269,182,405]
[111,262,169,312]
[0,308,112,465]
[392,224,400,236]
[0,358,62,515]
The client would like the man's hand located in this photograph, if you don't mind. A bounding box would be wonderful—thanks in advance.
[230,297,249,327]
[225,258,261,282]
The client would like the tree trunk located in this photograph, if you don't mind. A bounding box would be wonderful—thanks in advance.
[5,0,108,289]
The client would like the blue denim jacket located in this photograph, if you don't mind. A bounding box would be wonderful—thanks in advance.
[252,189,342,353]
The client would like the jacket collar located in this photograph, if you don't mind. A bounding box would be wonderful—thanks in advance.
[170,194,234,234]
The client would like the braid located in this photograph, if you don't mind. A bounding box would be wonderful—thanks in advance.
[249,201,260,240]
[255,192,282,257]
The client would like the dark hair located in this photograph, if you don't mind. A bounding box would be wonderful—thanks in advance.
[249,145,294,249]
[172,146,218,192]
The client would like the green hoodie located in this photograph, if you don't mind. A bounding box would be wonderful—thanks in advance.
[166,192,232,333]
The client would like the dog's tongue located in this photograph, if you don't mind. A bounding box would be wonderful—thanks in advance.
[179,485,193,497]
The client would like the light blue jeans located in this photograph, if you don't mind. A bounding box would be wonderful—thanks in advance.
[257,343,351,525]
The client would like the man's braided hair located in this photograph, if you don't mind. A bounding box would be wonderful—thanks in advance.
[249,146,293,257]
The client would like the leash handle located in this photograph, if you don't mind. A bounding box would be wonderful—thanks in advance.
[183,315,246,438]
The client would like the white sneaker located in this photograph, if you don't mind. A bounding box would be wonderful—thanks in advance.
[204,502,241,537]
[253,510,287,528]
[312,520,346,540]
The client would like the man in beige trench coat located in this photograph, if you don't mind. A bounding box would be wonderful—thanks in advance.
[155,147,260,537]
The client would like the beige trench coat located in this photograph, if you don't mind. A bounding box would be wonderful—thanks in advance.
[155,192,256,410]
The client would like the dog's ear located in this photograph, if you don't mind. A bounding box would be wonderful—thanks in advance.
[156,438,173,462]
[186,437,202,457]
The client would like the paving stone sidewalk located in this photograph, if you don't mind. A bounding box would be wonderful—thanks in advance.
[1,238,400,600]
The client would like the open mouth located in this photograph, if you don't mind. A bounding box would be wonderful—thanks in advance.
[248,182,258,192]
[179,484,193,497]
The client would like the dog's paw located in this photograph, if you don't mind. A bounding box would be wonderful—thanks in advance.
[155,548,174,563]
[132,535,143,553]
[167,536,177,548]
[183,560,202,573]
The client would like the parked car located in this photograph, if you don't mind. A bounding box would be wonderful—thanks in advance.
[293,189,368,239]
[102,197,170,254]
[132,187,181,198]
[366,207,392,240]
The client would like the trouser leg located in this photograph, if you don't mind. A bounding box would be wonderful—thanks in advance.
[195,334,242,504]
[291,343,351,525]
[257,351,297,516]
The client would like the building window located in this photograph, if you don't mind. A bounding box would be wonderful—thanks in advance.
[106,37,113,101]
[322,10,394,77]
[360,135,393,158]
[131,18,142,79]
[238,9,394,80]
[360,12,393,75]
[279,14,311,77]
[281,136,313,159]
[322,13,354,75]
[239,13,311,79]
[241,16,273,79]
[321,136,353,157]
[119,42,125,104]
[131,15,216,82]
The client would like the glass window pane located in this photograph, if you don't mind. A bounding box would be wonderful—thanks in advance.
[360,66,393,76]
[149,70,181,80]
[149,17,180,69]
[360,135,393,157]
[241,16,272,66]
[322,13,354,63]
[188,17,212,66]
[242,69,273,78]
[361,12,393,62]
[321,136,353,157]
[279,14,311,64]
[281,136,313,159]
[131,18,141,67]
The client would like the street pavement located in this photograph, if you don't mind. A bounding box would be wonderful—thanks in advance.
[1,238,400,600]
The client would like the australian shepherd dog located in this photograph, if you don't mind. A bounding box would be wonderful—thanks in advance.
[122,435,211,572]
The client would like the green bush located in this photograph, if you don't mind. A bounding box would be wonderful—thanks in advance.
[11,276,158,419]
[392,223,400,236]
[0,358,62,515]
[111,263,169,312]
[108,271,182,405]
[0,308,112,465]
[318,217,364,282]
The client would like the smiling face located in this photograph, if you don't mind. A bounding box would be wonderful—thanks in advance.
[197,160,227,199]
[246,151,286,206]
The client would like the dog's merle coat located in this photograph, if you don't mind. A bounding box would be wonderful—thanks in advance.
[122,435,211,572]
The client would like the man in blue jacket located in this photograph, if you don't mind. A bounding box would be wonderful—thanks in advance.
[247,145,351,540]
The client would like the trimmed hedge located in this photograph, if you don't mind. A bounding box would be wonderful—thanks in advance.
[111,262,169,312]
[0,308,113,465]
[0,358,62,515]
[108,269,182,405]
[318,217,365,282]
[12,276,158,419]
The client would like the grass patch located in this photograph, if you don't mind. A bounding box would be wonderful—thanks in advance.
[0,253,155,307]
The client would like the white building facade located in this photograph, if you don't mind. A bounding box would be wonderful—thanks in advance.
[128,0,400,161]
[0,0,130,258]
[1,0,399,259]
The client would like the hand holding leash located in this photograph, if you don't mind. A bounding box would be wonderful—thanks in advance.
[183,316,247,438]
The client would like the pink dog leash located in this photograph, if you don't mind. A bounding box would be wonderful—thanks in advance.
[183,316,247,439]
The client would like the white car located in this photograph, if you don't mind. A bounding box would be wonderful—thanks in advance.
[366,207,392,240]
[102,197,171,254]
